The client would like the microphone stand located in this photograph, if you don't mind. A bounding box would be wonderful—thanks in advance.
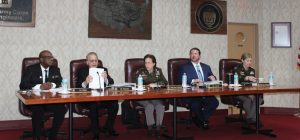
[155,69,160,90]
[97,72,102,91]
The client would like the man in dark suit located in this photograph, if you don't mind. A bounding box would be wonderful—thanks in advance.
[76,52,119,140]
[179,48,219,130]
[19,50,67,140]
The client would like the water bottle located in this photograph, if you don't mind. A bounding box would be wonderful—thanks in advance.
[182,73,187,88]
[269,72,274,85]
[233,72,239,85]
[61,79,68,92]
[137,74,143,89]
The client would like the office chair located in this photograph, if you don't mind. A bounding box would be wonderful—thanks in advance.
[219,59,245,123]
[167,58,193,128]
[69,59,106,139]
[219,59,264,124]
[124,58,169,129]
[19,57,66,140]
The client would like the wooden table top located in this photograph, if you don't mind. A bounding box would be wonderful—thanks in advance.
[16,85,300,105]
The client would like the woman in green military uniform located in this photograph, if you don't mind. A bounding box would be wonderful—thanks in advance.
[134,54,168,137]
[233,53,263,128]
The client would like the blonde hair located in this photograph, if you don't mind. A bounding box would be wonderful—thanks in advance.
[241,53,252,60]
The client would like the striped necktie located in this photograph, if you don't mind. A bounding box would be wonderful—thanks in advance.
[196,64,203,81]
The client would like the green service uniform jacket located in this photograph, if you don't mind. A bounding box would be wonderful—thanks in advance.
[233,64,256,84]
[134,67,168,85]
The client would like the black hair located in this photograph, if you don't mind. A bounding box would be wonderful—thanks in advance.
[189,48,201,55]
[144,54,157,68]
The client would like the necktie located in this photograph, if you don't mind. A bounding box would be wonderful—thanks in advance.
[196,64,203,81]
[45,70,48,83]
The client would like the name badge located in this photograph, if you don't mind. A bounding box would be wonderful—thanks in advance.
[52,75,60,79]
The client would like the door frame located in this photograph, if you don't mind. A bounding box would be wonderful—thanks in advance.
[227,22,259,77]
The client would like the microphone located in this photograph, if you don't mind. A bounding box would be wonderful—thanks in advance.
[96,72,102,90]
[155,68,160,89]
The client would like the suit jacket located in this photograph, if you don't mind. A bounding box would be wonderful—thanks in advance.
[19,63,62,90]
[179,61,215,84]
[76,66,114,88]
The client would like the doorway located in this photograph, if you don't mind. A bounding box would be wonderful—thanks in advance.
[227,23,259,115]
[227,23,259,73]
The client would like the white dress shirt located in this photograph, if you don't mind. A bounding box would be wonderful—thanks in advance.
[32,65,56,90]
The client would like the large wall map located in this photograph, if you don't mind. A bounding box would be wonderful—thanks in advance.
[88,0,152,39]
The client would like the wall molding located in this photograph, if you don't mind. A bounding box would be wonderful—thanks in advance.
[261,107,299,115]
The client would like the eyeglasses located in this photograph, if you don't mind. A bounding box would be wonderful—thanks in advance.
[88,59,98,63]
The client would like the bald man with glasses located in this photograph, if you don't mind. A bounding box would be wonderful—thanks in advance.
[76,52,119,140]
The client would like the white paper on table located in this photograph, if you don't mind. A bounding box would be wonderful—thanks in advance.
[32,89,41,96]
[91,89,105,96]
[89,68,104,89]
[50,87,62,93]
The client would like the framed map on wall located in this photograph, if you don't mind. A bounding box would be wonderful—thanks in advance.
[0,0,35,27]
[88,0,152,40]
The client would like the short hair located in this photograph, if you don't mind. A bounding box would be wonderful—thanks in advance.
[189,48,201,55]
[241,53,252,60]
[144,54,157,68]
[39,50,51,58]
[86,52,98,60]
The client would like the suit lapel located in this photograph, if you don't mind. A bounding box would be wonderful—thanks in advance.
[48,67,53,81]
[188,62,198,79]
[35,64,43,83]
[200,63,210,82]
[48,66,60,82]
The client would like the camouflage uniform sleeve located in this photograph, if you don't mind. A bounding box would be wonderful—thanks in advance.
[158,68,168,85]
[250,67,256,77]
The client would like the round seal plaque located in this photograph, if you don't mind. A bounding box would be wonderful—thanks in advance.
[195,1,223,33]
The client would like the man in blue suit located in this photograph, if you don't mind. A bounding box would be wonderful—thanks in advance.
[179,48,219,130]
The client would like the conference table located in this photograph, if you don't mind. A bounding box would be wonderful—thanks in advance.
[16,85,300,140]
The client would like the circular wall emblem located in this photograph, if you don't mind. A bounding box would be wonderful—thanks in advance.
[195,1,223,33]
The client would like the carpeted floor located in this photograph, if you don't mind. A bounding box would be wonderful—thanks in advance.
[1,112,300,140]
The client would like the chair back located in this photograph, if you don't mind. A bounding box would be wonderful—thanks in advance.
[69,59,103,88]
[19,57,58,117]
[219,59,242,105]
[21,57,58,77]
[219,59,242,84]
[167,58,190,85]
[167,58,190,108]
[124,58,144,82]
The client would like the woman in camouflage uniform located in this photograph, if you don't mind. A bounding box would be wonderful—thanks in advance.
[233,53,263,128]
[134,54,168,137]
